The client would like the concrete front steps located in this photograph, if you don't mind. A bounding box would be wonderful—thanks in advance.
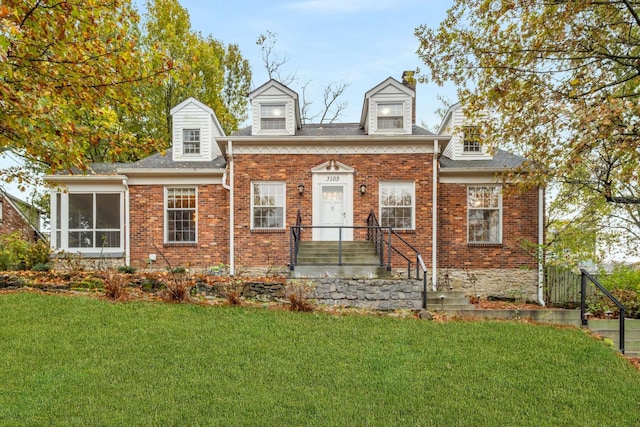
[292,241,390,279]
[587,319,640,357]
[425,291,582,327]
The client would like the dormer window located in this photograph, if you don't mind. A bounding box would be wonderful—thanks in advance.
[183,129,201,155]
[377,103,403,129]
[260,104,286,130]
[463,126,481,153]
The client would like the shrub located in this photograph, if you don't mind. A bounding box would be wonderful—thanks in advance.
[599,265,640,292]
[284,280,315,312]
[104,272,129,301]
[117,265,136,274]
[160,271,193,303]
[220,277,246,305]
[586,288,640,319]
[32,263,51,272]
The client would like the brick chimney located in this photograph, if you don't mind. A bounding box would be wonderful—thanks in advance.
[402,70,416,125]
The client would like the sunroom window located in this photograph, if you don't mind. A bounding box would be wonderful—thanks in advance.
[67,193,121,248]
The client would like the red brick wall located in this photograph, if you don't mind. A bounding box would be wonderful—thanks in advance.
[128,184,229,270]
[437,183,539,269]
[0,195,37,243]
[232,153,435,268]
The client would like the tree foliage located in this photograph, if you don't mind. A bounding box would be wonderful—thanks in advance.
[141,0,251,140]
[416,0,640,260]
[0,0,169,178]
[416,1,640,204]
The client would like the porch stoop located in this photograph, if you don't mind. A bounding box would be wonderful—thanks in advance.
[291,241,392,279]
[587,319,640,357]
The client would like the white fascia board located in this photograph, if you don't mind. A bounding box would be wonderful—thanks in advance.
[126,176,224,185]
[44,174,128,184]
[116,168,226,176]
[231,135,448,144]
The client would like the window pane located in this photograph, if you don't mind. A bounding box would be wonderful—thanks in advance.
[69,194,93,229]
[96,194,120,228]
[261,118,286,130]
[377,103,403,129]
[183,129,200,154]
[468,186,501,243]
[380,182,414,229]
[167,188,197,242]
[69,231,93,248]
[96,231,121,248]
[252,183,285,229]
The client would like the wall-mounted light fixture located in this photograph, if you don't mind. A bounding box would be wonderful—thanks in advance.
[298,184,305,194]
[359,184,367,195]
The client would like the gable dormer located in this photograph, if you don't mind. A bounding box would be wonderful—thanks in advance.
[360,76,414,135]
[249,80,301,136]
[170,97,225,162]
[439,103,493,161]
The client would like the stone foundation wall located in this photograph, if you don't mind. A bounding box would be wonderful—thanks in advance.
[436,268,539,302]
[308,278,425,310]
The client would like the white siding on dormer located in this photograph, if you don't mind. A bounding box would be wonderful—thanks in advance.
[250,83,298,136]
[440,105,492,161]
[171,102,223,162]
[362,79,413,136]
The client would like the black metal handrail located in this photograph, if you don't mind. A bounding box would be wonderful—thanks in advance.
[580,268,626,354]
[290,211,429,309]
[289,210,302,270]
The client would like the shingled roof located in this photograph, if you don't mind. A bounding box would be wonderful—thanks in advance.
[439,149,526,171]
[232,123,434,137]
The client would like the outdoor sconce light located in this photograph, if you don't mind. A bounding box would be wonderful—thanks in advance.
[298,184,305,194]
[359,184,367,194]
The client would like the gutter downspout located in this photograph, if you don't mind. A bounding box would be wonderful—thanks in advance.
[123,178,130,266]
[432,140,439,291]
[222,140,235,276]
[538,186,545,306]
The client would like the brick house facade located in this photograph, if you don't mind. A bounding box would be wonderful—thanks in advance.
[0,189,43,243]
[45,74,545,303]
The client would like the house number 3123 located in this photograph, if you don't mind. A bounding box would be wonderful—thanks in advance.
[326,176,340,182]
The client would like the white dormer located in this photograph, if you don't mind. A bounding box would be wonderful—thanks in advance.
[439,103,493,161]
[170,97,225,162]
[249,80,301,136]
[360,77,414,135]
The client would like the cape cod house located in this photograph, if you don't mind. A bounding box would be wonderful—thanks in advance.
[45,72,545,304]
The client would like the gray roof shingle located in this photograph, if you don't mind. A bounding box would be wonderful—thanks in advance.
[440,149,526,170]
[232,123,433,137]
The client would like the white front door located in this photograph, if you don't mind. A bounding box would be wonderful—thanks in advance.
[319,185,345,240]
[312,163,354,241]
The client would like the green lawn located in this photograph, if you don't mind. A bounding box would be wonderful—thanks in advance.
[1,292,639,426]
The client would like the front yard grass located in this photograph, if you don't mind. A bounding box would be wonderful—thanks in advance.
[1,292,639,426]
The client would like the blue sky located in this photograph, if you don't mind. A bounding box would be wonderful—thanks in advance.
[1,0,455,199]
[173,0,455,127]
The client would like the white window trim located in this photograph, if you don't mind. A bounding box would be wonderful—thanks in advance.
[467,185,502,244]
[259,103,287,133]
[53,191,124,253]
[376,102,404,130]
[379,181,415,230]
[165,187,198,244]
[251,181,286,230]
[182,129,201,156]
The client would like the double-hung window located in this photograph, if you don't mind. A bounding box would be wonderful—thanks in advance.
[166,188,197,243]
[183,129,200,155]
[468,186,501,244]
[67,193,121,248]
[377,103,403,129]
[380,182,414,229]
[252,182,285,229]
[463,126,481,153]
[260,104,286,130]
